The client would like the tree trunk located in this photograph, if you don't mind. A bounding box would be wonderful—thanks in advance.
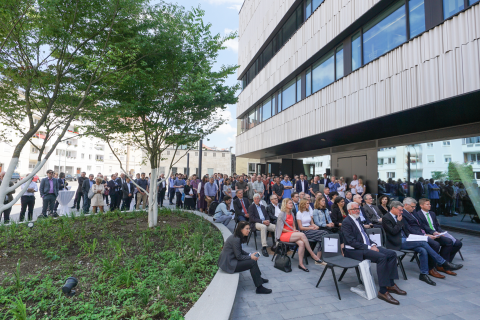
[148,167,158,228]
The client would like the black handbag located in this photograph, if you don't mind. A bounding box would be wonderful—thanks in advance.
[274,248,292,273]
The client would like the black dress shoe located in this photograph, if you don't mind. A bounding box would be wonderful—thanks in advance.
[419,274,436,286]
[298,265,309,272]
[262,278,269,284]
[262,247,269,257]
[443,261,463,271]
[256,285,272,294]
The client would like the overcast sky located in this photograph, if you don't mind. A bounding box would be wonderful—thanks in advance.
[160,0,242,152]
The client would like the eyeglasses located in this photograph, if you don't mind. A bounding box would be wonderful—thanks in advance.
[349,208,360,211]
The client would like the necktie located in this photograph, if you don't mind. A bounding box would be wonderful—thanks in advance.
[370,205,380,219]
[411,212,426,234]
[358,220,371,246]
[240,199,247,215]
[295,203,299,212]
[426,212,435,231]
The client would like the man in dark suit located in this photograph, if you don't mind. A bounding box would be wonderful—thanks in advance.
[343,201,404,305]
[248,193,276,257]
[319,173,331,186]
[363,194,383,228]
[82,174,94,213]
[291,192,300,214]
[116,174,124,210]
[72,172,87,210]
[383,201,460,286]
[233,189,250,222]
[122,177,134,211]
[266,194,281,219]
[414,178,425,202]
[295,174,309,194]
[39,169,59,218]
[157,176,166,207]
[416,198,463,274]
[353,194,372,228]
[107,174,118,211]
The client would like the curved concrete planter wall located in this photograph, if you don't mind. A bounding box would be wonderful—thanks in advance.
[185,211,238,320]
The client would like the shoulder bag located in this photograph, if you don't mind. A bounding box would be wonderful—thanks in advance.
[274,246,292,273]
[88,187,94,199]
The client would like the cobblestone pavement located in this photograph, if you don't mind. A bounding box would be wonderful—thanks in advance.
[226,221,480,320]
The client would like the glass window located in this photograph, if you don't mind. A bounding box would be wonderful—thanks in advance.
[263,41,273,67]
[444,155,452,163]
[409,0,425,38]
[262,98,272,121]
[296,4,303,29]
[306,0,312,19]
[312,51,334,93]
[469,0,480,5]
[443,0,464,19]
[352,31,362,71]
[427,155,435,163]
[283,13,297,44]
[277,91,282,113]
[272,94,277,116]
[312,0,325,12]
[443,141,451,146]
[363,1,407,65]
[248,108,256,129]
[296,76,302,102]
[306,67,312,97]
[335,45,344,80]
[282,79,296,110]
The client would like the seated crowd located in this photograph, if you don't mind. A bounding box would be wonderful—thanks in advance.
[217,173,465,305]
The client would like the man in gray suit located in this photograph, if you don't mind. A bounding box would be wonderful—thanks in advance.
[82,174,95,213]
[363,193,383,227]
[39,169,59,218]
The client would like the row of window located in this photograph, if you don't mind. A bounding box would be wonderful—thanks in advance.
[240,0,480,132]
[165,150,227,157]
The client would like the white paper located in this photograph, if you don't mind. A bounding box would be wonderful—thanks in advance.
[324,237,338,253]
[407,234,428,242]
[369,233,382,247]
[439,232,457,242]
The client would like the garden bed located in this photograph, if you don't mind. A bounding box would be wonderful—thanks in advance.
[0,208,222,319]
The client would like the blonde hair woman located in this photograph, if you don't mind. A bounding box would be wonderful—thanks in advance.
[296,199,328,264]
[91,177,105,213]
[275,198,322,272]
[356,178,365,198]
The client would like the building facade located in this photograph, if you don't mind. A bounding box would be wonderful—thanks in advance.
[236,0,480,192]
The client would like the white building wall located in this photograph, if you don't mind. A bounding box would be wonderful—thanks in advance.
[237,5,480,156]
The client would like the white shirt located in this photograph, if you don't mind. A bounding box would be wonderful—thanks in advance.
[301,181,305,193]
[296,210,312,227]
[127,183,131,193]
[21,181,38,196]
[345,215,372,250]
[337,183,347,197]
[350,180,359,194]
[274,204,282,217]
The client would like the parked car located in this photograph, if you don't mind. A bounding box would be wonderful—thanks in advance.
[11,172,21,183]
[65,174,77,181]
[20,174,39,182]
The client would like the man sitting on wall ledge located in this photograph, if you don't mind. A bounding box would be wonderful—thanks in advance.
[342,201,405,305]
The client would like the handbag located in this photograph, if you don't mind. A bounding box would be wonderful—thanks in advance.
[88,188,94,199]
[274,248,292,273]
[104,187,110,196]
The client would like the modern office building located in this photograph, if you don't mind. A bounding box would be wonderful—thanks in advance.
[236,0,480,194]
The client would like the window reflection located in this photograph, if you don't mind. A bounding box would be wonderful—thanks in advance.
[352,32,362,71]
[306,68,312,97]
[312,52,334,93]
[282,79,296,110]
[443,0,464,19]
[469,0,480,5]
[262,98,272,122]
[363,1,406,64]
[336,45,344,80]
[409,0,425,38]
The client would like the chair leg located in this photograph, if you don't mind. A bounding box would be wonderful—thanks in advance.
[253,231,258,250]
[291,246,297,260]
[461,214,466,222]
[331,267,341,300]
[397,257,408,280]
[409,255,415,263]
[338,268,348,282]
[355,266,362,285]
[246,230,252,245]
[316,266,328,288]
[459,250,464,261]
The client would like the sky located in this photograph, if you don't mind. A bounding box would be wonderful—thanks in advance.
[159,0,243,152]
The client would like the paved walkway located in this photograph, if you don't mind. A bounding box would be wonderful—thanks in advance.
[226,220,480,320]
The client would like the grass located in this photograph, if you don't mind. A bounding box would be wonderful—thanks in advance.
[0,208,222,319]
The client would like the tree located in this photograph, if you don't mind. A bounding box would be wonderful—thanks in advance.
[0,0,151,213]
[447,162,474,182]
[431,171,447,181]
[84,3,239,227]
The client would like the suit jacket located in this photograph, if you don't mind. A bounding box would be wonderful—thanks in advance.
[415,210,443,234]
[295,179,309,193]
[330,207,345,227]
[359,206,372,225]
[217,235,250,274]
[122,182,134,199]
[413,182,423,198]
[248,203,275,231]
[342,215,378,261]
[40,177,59,197]
[233,197,250,219]
[401,209,426,235]
[266,203,280,222]
[382,212,410,251]
[82,179,93,195]
[363,204,383,224]
[319,178,331,185]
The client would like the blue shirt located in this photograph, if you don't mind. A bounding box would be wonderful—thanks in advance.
[328,181,339,192]
[256,204,265,221]
[281,180,292,199]
[213,202,232,219]
[204,182,218,197]
[428,183,440,199]
[89,180,94,188]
